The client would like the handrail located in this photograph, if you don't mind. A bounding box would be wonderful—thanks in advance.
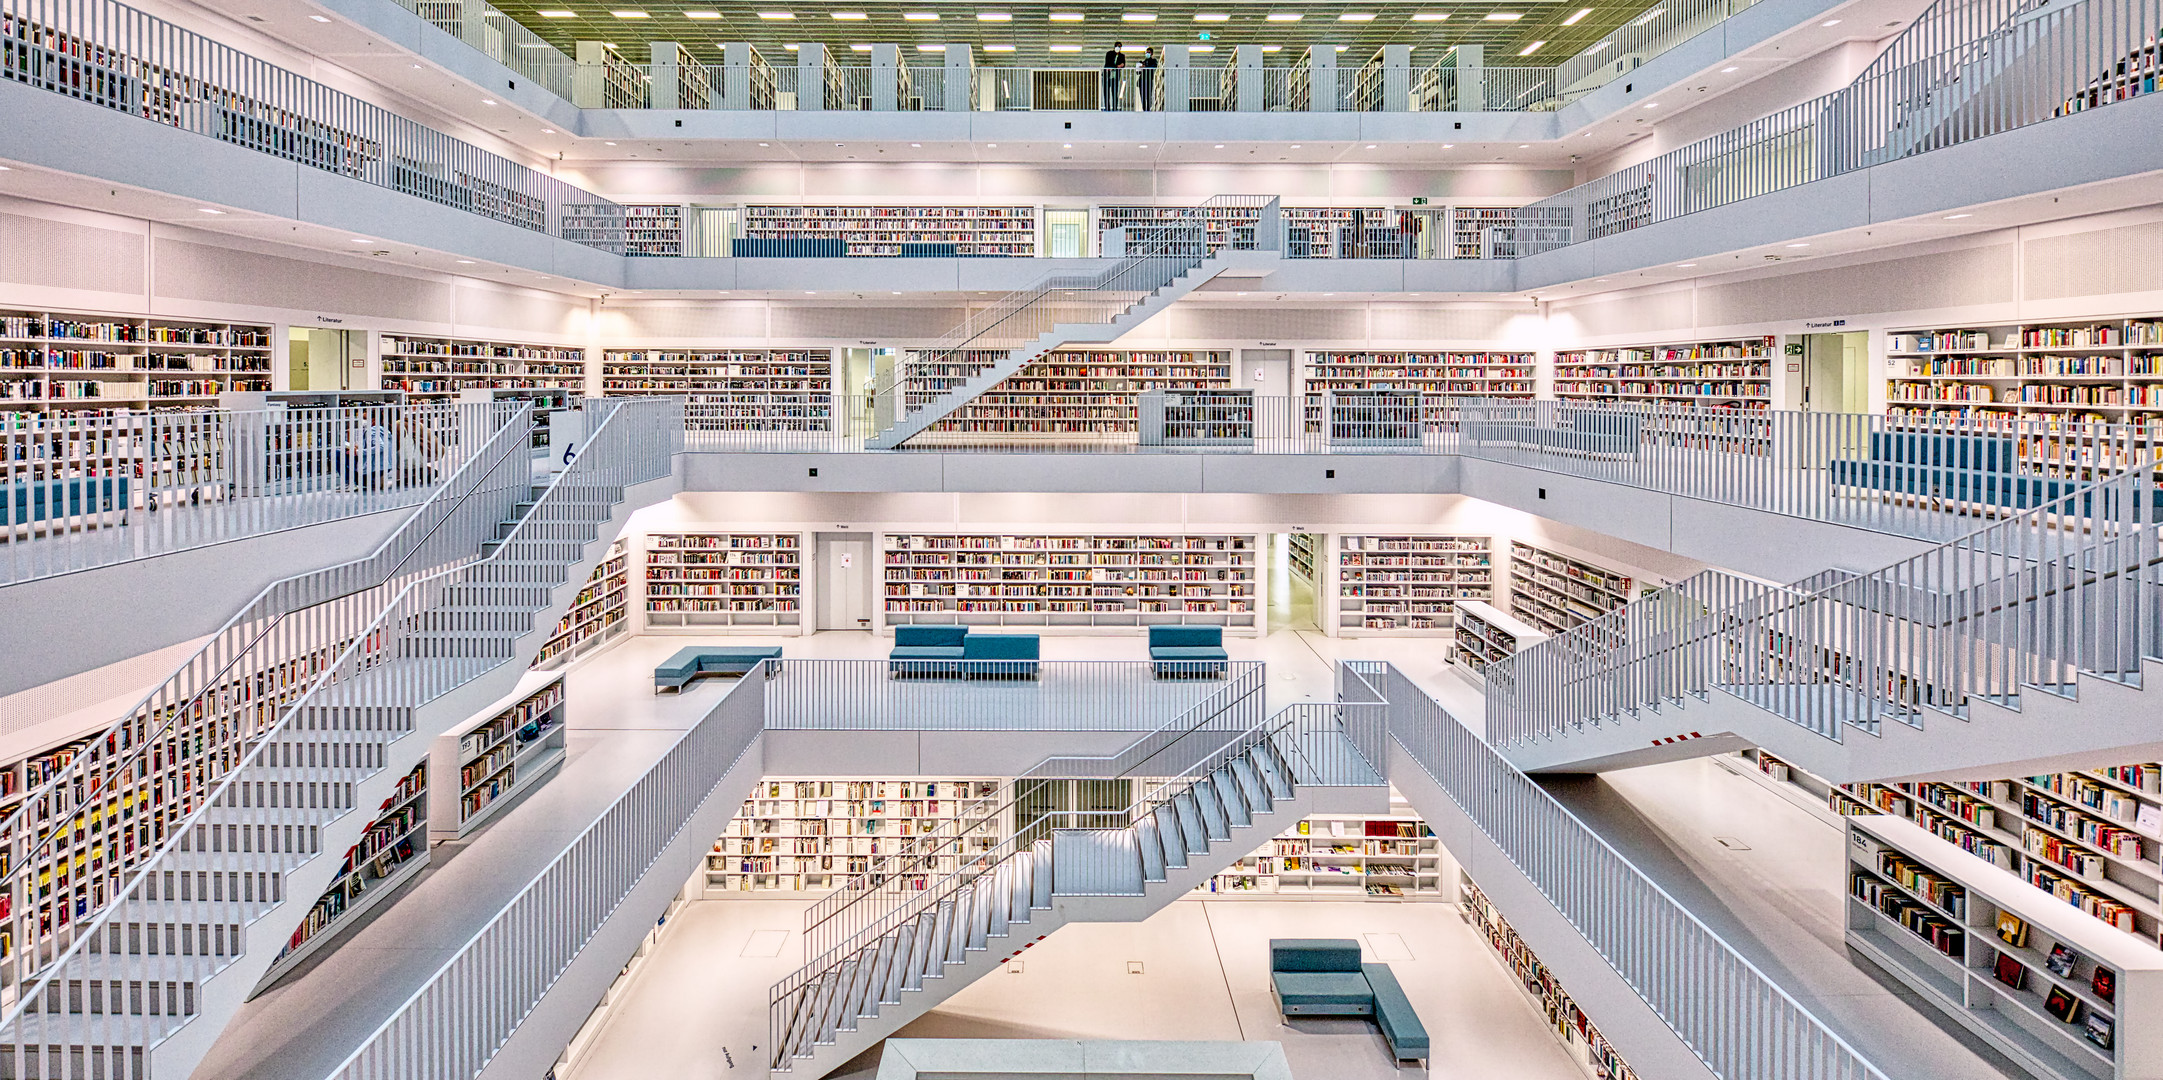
[0,399,529,991]
[1371,661,1892,1080]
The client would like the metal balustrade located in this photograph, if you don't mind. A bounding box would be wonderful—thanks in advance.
[1,401,517,586]
[0,396,677,1078]
[1371,661,1892,1080]
[1486,463,2163,752]
[764,659,1264,733]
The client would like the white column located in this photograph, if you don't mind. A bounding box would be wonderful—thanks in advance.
[1234,44,1263,112]
[798,43,828,110]
[573,41,609,108]
[1307,46,1336,112]
[1455,45,1485,111]
[1379,43,1410,112]
[1162,45,1189,112]
[944,43,975,111]
[721,43,754,108]
[650,42,681,110]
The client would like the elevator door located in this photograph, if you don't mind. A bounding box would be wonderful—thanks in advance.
[816,533,872,630]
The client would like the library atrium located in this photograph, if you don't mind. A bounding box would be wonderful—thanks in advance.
[9,0,2163,1073]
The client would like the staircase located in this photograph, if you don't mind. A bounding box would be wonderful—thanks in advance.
[1839,0,2091,169]
[1486,466,2163,782]
[864,196,1284,450]
[0,398,683,1080]
[770,692,1388,1077]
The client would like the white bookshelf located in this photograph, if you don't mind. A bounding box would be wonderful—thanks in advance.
[1886,317,2163,435]
[1462,875,1644,1080]
[1846,813,2163,1080]
[1449,206,1519,259]
[883,532,1259,632]
[1287,533,1319,586]
[1335,534,1493,636]
[705,777,1007,896]
[1301,350,1536,433]
[740,205,1037,257]
[262,760,427,987]
[1095,205,1381,260]
[914,349,1234,441]
[643,532,804,630]
[431,673,567,842]
[534,538,629,669]
[1452,600,1545,684]
[1193,810,1445,899]
[1506,540,1634,644]
[0,307,272,416]
[1554,338,1774,409]
[601,349,832,430]
[380,335,586,398]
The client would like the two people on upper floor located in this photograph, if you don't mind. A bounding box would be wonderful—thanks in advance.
[1101,44,1161,111]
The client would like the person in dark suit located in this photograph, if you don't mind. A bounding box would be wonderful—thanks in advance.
[1102,42,1127,110]
[1138,46,1159,110]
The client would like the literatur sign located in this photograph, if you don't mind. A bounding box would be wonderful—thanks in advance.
[1803,319,1848,329]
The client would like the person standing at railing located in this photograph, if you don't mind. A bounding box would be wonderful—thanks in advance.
[1102,43,1128,110]
[1138,46,1159,111]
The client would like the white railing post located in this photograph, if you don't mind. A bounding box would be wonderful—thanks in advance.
[1234,44,1264,111]
[1455,45,1485,111]
[1307,45,1337,111]
[943,43,975,111]
[650,41,681,109]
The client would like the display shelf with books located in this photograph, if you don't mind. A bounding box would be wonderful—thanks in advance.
[1461,875,1642,1080]
[535,538,630,668]
[559,204,688,257]
[1506,540,1635,644]
[1449,206,1519,259]
[1095,205,1382,260]
[1846,812,2163,1080]
[1884,318,2163,447]
[643,532,804,630]
[380,335,587,397]
[705,777,1007,895]
[883,532,1259,631]
[1138,389,1255,447]
[1287,532,1319,586]
[1193,807,1445,899]
[913,350,1234,441]
[432,673,567,841]
[261,760,428,988]
[740,205,1038,257]
[1335,534,1493,635]
[0,308,274,412]
[1554,338,1774,408]
[1300,351,1536,433]
[601,349,833,430]
[1452,600,1545,684]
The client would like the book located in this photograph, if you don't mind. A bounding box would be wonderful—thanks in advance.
[2044,986,2081,1023]
[2138,803,2161,837]
[1992,952,2028,990]
[1996,911,2029,948]
[2047,943,2079,979]
[2084,1011,2113,1050]
[2092,965,2116,1003]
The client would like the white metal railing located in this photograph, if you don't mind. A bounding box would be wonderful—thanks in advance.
[764,659,1264,732]
[1,401,515,585]
[327,649,765,1080]
[0,396,678,1075]
[0,399,530,1005]
[1486,462,2163,750]
[1371,661,1893,1080]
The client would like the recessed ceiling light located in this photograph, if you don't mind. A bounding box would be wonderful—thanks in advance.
[1194,11,1229,19]
[537,9,574,14]
[684,8,720,15]
[540,128,554,133]
[917,43,945,50]
[1677,262,1696,267]
[307,14,330,21]
[611,9,648,17]
[1049,43,1081,50]
[978,10,1010,19]
[1265,12,1301,20]
[987,142,997,147]
[850,43,873,50]
[912,142,923,147]
[1483,12,1521,20]
[1820,18,1839,25]
[349,237,370,243]
[1339,12,1375,20]
[1214,143,1225,148]
[1260,44,1281,50]
[985,43,1014,50]
[1945,213,1973,219]
[1365,143,1377,149]
[197,207,225,214]
[458,259,476,264]
[831,10,866,16]
[1786,242,1809,247]
[1123,11,1156,20]
[1642,101,1658,108]
[482,98,497,105]
[757,10,792,18]
[1518,40,1544,55]
[1411,11,1448,19]
[758,141,769,146]
[1518,144,1529,148]
[1049,11,1083,19]
[903,11,938,18]
[1721,65,1739,73]
[805,291,816,295]
[1441,143,1454,148]
[1190,44,1215,51]
[835,142,845,147]
[1063,143,1073,148]
[782,43,798,49]
[1562,7,1593,24]
[1290,144,1301,149]
[606,141,618,145]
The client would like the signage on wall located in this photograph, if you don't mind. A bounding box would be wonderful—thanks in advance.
[314,315,345,324]
[1785,343,1805,355]
[1411,197,1430,205]
[1802,318,1848,329]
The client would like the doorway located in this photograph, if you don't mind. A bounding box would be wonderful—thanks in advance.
[1045,209,1090,258]
[1271,532,1321,632]
[815,532,874,631]
[287,328,363,391]
[1802,331,1869,413]
[1013,778,1134,843]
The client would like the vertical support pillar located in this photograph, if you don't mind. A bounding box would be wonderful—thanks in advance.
[870,44,900,110]
[721,43,753,108]
[1235,44,1262,112]
[650,42,681,110]
[1455,45,1485,111]
[1379,43,1410,112]
[1162,44,1189,112]
[1307,45,1336,112]
[944,43,975,111]
[573,41,609,108]
[798,43,828,110]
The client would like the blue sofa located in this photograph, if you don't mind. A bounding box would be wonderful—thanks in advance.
[889,626,969,676]
[1270,939,1429,1066]
[4,476,129,529]
[961,633,1039,679]
[1149,625,1228,678]
[653,646,782,693]
[1828,431,2144,513]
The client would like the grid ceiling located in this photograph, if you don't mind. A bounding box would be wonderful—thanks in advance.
[491,1,1640,63]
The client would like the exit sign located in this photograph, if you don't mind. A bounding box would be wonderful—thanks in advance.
[1411,197,1429,205]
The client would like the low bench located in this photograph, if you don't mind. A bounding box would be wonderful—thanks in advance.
[1269,939,1428,1068]
[1826,431,2143,513]
[653,646,782,693]
[1149,625,1228,678]
[961,633,1039,679]
[3,476,129,531]
[890,626,968,676]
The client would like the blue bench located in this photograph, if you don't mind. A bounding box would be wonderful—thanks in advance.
[1827,431,2156,513]
[653,646,782,693]
[1269,939,1428,1067]
[1149,625,1228,678]
[889,625,969,677]
[4,476,129,529]
[961,633,1039,679]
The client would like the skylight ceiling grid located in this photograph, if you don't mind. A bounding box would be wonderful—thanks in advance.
[492,1,1644,63]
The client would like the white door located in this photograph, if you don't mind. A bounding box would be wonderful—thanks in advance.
[817,533,872,630]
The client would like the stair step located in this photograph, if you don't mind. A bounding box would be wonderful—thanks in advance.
[1191,778,1232,841]
[1212,766,1252,828]
[1249,742,1295,800]
[1228,755,1270,814]
[1153,803,1189,869]
[1171,790,1208,855]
